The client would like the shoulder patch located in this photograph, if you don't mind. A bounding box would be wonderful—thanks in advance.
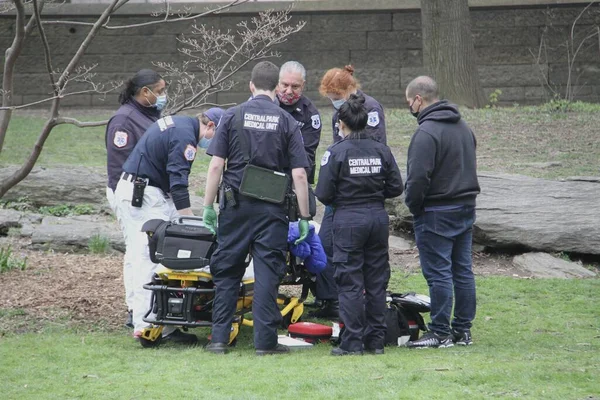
[157,116,175,132]
[184,144,197,161]
[321,150,331,166]
[367,111,380,127]
[311,114,321,130]
[113,131,128,148]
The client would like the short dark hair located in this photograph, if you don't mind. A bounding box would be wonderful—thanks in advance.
[119,69,162,105]
[338,93,368,133]
[251,61,279,91]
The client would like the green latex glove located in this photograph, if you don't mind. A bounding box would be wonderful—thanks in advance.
[203,205,217,235]
[295,219,310,245]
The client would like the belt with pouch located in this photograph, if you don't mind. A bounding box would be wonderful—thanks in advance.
[121,172,161,189]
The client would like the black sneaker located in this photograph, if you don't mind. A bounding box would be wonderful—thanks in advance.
[331,347,363,356]
[256,344,290,356]
[452,329,473,346]
[406,332,454,349]
[124,310,133,329]
[162,329,198,345]
[364,348,385,355]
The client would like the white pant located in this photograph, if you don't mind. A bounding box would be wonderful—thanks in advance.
[107,187,136,312]
[114,179,179,333]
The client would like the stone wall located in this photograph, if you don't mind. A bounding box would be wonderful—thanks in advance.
[1,0,599,108]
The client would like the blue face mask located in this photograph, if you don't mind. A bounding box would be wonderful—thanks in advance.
[199,137,212,149]
[331,98,346,110]
[154,94,168,111]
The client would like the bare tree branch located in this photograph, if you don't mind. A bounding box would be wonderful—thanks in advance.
[33,0,57,95]
[0,0,27,154]
[42,0,249,30]
[55,117,109,128]
[160,6,305,114]
[56,0,120,89]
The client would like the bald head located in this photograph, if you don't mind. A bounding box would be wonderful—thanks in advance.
[406,76,439,104]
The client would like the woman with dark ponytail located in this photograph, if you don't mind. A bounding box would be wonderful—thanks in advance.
[105,68,166,328]
[315,93,404,356]
[307,65,388,320]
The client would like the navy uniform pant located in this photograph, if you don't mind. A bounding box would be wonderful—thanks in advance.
[333,204,390,352]
[315,207,338,301]
[210,197,288,350]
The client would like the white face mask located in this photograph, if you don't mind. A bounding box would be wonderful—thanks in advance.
[331,98,346,110]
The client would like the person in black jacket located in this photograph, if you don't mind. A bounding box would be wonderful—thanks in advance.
[404,76,480,349]
[315,94,403,356]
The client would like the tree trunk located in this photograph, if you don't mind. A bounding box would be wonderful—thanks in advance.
[421,0,486,108]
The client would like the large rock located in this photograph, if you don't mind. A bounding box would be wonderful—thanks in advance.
[0,166,106,207]
[386,173,600,255]
[513,252,597,279]
[0,166,205,214]
[475,173,600,255]
[30,215,125,253]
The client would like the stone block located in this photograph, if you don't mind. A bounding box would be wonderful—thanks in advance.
[473,27,540,47]
[478,64,547,87]
[524,86,551,99]
[350,49,422,69]
[0,19,14,37]
[475,46,537,65]
[219,13,310,33]
[311,13,391,32]
[367,31,422,50]
[399,66,426,88]
[392,12,421,31]
[123,52,185,72]
[271,50,350,72]
[352,68,401,92]
[279,32,367,51]
[549,63,600,86]
[86,35,178,55]
[544,6,600,27]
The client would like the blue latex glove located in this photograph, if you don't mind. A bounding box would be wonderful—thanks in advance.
[295,219,310,245]
[325,205,335,215]
[203,205,217,235]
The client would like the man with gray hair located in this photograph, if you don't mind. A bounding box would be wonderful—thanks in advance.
[404,75,480,349]
[277,61,322,184]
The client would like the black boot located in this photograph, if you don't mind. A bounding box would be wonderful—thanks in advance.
[307,300,339,320]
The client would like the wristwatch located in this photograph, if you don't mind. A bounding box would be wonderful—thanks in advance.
[299,215,312,221]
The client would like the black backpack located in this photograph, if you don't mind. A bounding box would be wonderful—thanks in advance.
[384,292,430,346]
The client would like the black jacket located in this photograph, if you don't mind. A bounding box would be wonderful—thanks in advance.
[404,100,480,216]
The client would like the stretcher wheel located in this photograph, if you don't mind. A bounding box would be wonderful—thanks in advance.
[139,335,162,348]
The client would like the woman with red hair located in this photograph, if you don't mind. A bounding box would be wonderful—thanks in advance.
[307,66,388,320]
[319,65,386,145]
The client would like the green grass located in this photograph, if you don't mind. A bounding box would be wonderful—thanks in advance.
[0,245,27,273]
[2,104,599,181]
[0,274,598,399]
[87,234,110,254]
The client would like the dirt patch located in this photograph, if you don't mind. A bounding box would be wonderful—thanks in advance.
[0,233,534,335]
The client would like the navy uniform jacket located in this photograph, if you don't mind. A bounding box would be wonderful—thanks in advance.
[207,95,309,191]
[122,116,199,197]
[332,90,386,145]
[279,95,322,184]
[315,135,403,207]
[105,100,160,191]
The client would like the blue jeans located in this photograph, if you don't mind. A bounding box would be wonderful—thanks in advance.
[413,205,477,336]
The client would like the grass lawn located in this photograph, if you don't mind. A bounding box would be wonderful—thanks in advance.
[0,274,598,399]
[1,104,599,399]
